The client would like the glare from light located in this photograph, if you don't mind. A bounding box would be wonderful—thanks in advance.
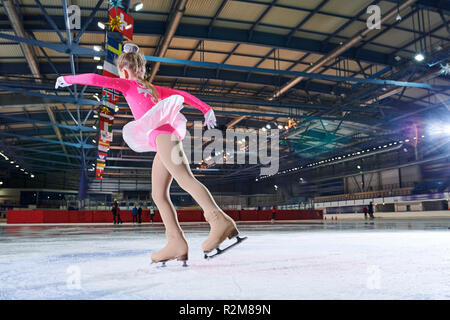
[97,22,105,30]
[414,53,425,61]
[133,2,144,11]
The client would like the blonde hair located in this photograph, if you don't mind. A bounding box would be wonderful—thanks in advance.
[116,52,159,101]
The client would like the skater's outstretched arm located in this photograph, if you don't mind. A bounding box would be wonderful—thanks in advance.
[154,85,211,115]
[154,86,216,129]
[55,73,131,94]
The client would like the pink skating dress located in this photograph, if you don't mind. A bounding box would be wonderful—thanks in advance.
[63,74,211,152]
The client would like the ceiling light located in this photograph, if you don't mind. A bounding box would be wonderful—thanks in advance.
[414,53,425,62]
[133,2,144,11]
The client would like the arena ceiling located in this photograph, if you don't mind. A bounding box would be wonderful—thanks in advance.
[0,0,449,190]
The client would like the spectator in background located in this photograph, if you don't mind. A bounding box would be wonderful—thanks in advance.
[112,201,118,224]
[112,200,123,224]
[150,206,155,223]
[271,206,276,223]
[132,204,138,223]
[368,202,375,219]
[116,201,123,224]
[138,205,142,224]
[363,206,368,219]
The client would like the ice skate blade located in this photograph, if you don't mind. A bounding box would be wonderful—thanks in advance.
[204,235,247,260]
[151,254,189,267]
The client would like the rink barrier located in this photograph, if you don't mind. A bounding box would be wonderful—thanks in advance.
[6,209,323,224]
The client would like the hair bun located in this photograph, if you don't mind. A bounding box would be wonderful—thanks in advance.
[123,43,139,54]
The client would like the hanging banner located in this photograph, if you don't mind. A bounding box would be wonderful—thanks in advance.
[109,7,134,40]
[106,37,123,63]
[98,151,108,161]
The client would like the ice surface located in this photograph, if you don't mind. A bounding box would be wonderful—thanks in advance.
[1,219,450,300]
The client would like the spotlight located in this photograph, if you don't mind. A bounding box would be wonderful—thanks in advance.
[414,53,425,62]
[278,125,283,129]
[93,45,102,52]
[92,125,97,130]
[94,56,101,61]
[266,124,271,129]
[133,2,144,11]
[97,22,105,30]
[97,65,103,70]
[0,181,3,185]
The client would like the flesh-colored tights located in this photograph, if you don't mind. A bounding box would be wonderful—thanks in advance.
[152,133,223,239]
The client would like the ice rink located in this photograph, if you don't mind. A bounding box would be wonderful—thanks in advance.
[1,219,450,300]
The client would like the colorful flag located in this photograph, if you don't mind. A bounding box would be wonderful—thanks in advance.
[95,166,104,180]
[98,140,110,152]
[109,7,134,40]
[98,151,108,161]
[102,87,120,104]
[100,118,113,132]
[106,37,122,63]
[102,60,119,77]
[101,131,113,142]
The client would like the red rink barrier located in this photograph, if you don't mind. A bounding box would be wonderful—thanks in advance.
[257,210,274,221]
[152,211,163,223]
[7,209,323,224]
[239,210,259,221]
[177,210,204,222]
[43,210,69,223]
[224,210,238,221]
[7,210,44,224]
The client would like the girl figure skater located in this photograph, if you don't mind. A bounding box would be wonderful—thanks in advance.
[55,43,242,265]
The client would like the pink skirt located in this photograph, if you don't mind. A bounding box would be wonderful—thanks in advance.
[122,95,187,153]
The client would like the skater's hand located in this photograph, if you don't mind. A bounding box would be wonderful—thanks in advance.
[55,76,71,89]
[204,109,217,130]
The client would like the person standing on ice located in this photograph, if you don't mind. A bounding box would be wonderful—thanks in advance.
[55,43,244,265]
[368,202,375,220]
[113,200,123,224]
[132,204,138,224]
[137,204,142,224]
[112,200,118,224]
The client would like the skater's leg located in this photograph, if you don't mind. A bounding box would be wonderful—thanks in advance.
[151,153,188,263]
[155,134,239,253]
